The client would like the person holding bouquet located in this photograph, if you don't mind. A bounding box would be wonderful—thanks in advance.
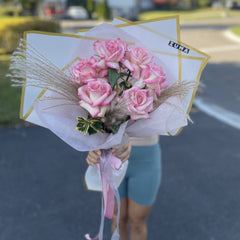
[86,135,161,240]
[9,29,202,240]
[82,38,166,240]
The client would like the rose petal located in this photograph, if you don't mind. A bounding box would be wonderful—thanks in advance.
[94,59,106,69]
[136,98,153,112]
[129,105,147,115]
[82,78,97,83]
[131,65,141,80]
[106,48,124,62]
[130,113,150,120]
[93,40,104,57]
[97,106,108,117]
[102,91,117,105]
[91,91,108,107]
[79,101,100,117]
[78,86,92,104]
[106,62,120,70]
[161,81,169,89]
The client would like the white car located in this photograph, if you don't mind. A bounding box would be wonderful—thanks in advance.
[66,6,88,20]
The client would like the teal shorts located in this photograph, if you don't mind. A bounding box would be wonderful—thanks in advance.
[118,143,162,206]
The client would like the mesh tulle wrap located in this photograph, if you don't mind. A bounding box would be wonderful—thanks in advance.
[33,91,187,151]
[34,92,130,151]
[9,23,192,152]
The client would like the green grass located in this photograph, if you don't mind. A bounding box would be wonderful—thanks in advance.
[138,8,240,22]
[0,57,23,127]
[0,16,60,127]
[231,25,240,37]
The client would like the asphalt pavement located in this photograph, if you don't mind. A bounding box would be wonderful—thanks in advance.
[180,17,240,119]
[1,111,240,240]
[0,17,240,240]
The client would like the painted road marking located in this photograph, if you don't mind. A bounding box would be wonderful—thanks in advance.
[195,30,240,129]
[194,98,240,130]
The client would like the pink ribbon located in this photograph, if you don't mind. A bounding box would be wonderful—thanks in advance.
[85,149,122,240]
[102,153,122,219]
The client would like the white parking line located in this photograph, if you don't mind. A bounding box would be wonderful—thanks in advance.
[194,98,240,130]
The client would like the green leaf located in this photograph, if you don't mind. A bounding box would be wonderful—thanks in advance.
[76,116,121,135]
[88,127,98,135]
[76,117,90,135]
[108,68,119,90]
[76,116,106,135]
[89,120,104,134]
[111,124,120,134]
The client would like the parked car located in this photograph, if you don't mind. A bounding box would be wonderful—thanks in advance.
[44,2,65,18]
[212,0,240,8]
[66,6,88,20]
[231,1,240,9]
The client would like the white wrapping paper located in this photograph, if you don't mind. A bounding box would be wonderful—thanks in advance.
[17,16,209,191]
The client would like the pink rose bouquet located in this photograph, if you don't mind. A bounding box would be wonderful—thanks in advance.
[9,17,208,240]
[73,38,169,136]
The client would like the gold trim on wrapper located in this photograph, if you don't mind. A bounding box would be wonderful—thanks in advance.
[20,16,210,137]
[78,16,210,136]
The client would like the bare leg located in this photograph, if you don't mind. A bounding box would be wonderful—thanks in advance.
[128,198,152,240]
[112,198,128,240]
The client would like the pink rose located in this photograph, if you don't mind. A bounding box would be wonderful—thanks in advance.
[91,57,108,80]
[78,79,117,117]
[122,86,153,120]
[94,38,125,70]
[72,57,108,84]
[72,58,96,84]
[122,46,153,80]
[140,64,168,96]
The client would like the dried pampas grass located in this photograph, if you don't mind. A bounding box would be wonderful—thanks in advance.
[8,39,198,133]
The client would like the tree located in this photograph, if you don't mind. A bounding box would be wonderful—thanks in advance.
[66,0,87,7]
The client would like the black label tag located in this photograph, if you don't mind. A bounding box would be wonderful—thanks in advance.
[168,41,190,54]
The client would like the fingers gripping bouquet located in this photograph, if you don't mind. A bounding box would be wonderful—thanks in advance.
[9,17,209,240]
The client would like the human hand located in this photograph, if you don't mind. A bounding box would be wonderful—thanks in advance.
[112,140,131,163]
[86,140,131,166]
[86,150,101,166]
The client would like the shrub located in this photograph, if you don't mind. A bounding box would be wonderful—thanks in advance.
[0,18,60,53]
[0,6,22,16]
[95,0,111,20]
[198,0,211,8]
